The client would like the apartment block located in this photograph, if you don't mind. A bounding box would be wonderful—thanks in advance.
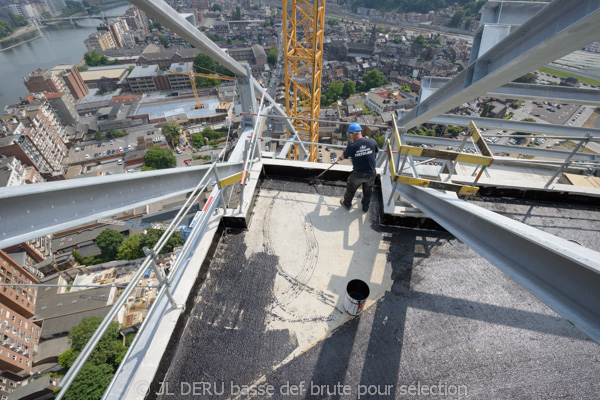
[0,96,67,177]
[84,31,117,53]
[0,251,39,319]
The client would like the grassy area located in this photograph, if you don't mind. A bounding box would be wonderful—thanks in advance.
[561,140,597,154]
[538,67,600,86]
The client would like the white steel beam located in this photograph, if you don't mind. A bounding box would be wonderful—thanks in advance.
[395,183,600,344]
[428,115,600,138]
[129,0,247,77]
[425,77,600,105]
[0,163,242,249]
[400,0,600,129]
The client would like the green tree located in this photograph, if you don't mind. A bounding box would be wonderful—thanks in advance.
[323,80,343,105]
[328,18,340,26]
[41,11,53,19]
[193,53,220,87]
[393,37,403,44]
[267,46,278,66]
[161,122,181,147]
[77,65,88,72]
[401,83,411,92]
[142,230,184,254]
[94,131,104,141]
[362,69,387,91]
[216,65,235,77]
[413,34,425,49]
[71,250,86,264]
[59,362,114,400]
[373,133,385,148]
[211,3,222,11]
[447,125,461,136]
[0,20,13,39]
[63,317,120,360]
[117,234,145,260]
[95,229,123,260]
[143,146,176,170]
[158,34,169,48]
[149,21,162,31]
[431,36,442,46]
[233,5,242,20]
[449,9,465,28]
[514,73,537,84]
[342,81,356,98]
[9,13,28,27]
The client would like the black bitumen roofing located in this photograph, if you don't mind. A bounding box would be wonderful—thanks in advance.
[148,179,600,399]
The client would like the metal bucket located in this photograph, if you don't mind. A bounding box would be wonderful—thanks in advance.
[344,279,370,316]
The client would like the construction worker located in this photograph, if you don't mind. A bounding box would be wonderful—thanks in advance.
[339,122,379,212]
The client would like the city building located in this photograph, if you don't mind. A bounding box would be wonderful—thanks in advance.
[78,65,130,92]
[0,96,67,177]
[0,250,41,375]
[52,65,89,101]
[84,31,117,53]
[136,48,199,68]
[166,62,193,91]
[23,66,87,104]
[42,92,79,126]
[127,65,160,93]
[41,0,66,17]
[0,156,43,188]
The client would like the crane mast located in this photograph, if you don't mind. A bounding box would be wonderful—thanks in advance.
[282,0,326,161]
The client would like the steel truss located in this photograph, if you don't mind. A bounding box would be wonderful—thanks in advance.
[283,0,325,161]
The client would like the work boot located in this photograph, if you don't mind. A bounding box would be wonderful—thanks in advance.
[340,198,351,210]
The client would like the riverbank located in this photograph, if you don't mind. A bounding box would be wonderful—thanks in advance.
[0,34,42,52]
[0,24,44,43]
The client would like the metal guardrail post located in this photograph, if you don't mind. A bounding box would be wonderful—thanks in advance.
[545,132,592,188]
[143,247,180,310]
[445,131,470,181]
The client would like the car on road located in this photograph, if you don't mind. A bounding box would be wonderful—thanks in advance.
[117,159,123,165]
[110,140,114,145]
[85,154,90,159]
[111,149,115,154]
[102,151,106,156]
[94,153,98,158]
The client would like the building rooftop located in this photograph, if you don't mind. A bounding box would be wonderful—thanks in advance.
[147,176,600,399]
[80,67,129,81]
[136,98,224,122]
[128,65,159,79]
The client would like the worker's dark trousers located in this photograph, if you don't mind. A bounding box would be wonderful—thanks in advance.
[342,170,376,209]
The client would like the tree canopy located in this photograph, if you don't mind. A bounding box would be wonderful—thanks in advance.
[413,34,425,49]
[84,51,120,67]
[193,54,220,87]
[328,18,340,26]
[57,317,129,400]
[117,234,145,260]
[342,81,356,98]
[513,73,537,84]
[95,229,123,260]
[143,146,176,170]
[233,6,242,20]
[359,69,388,91]
[161,122,181,147]
[0,20,13,39]
[9,13,28,27]
[267,46,278,66]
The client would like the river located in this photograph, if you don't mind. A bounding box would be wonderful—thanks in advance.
[0,4,131,111]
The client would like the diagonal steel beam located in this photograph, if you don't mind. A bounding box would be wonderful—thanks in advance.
[395,183,600,344]
[0,163,242,249]
[400,0,600,129]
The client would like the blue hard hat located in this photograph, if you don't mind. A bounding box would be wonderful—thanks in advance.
[348,122,362,133]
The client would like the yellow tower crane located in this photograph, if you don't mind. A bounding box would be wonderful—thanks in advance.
[282,0,326,161]
[167,63,235,110]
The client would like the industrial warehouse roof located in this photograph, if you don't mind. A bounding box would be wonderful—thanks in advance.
[148,176,600,399]
[136,98,224,122]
